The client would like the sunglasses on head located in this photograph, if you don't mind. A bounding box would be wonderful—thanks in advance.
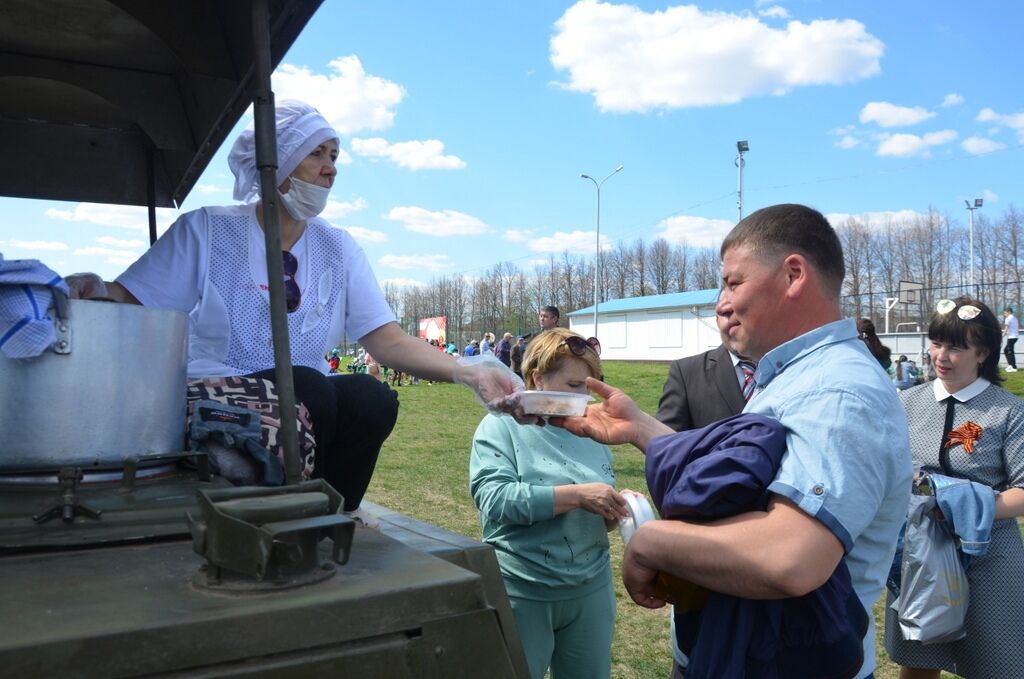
[563,336,601,357]
[936,299,980,321]
[282,250,301,313]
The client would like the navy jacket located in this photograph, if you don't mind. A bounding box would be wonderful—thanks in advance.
[646,413,868,679]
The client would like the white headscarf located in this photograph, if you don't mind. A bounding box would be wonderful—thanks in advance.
[228,100,339,203]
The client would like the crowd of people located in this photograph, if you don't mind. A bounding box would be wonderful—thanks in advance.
[60,99,1021,679]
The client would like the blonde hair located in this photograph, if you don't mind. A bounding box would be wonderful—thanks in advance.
[521,328,602,390]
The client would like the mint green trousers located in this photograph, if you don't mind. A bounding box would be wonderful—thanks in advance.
[508,582,616,679]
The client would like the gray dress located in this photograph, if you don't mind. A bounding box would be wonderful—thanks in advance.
[884,380,1024,678]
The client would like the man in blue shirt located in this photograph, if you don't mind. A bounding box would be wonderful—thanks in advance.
[555,204,911,679]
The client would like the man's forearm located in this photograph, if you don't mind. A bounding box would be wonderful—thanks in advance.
[627,498,844,599]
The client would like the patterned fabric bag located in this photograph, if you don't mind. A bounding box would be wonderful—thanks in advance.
[185,376,316,481]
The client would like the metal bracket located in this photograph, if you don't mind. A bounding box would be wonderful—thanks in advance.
[32,467,102,524]
[50,289,71,355]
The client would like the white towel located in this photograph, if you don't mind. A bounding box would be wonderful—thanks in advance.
[0,253,70,358]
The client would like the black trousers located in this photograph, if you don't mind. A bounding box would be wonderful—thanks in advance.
[250,366,399,511]
[1005,338,1018,368]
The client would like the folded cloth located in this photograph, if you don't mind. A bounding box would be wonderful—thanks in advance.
[646,413,868,679]
[0,253,70,359]
[190,399,285,486]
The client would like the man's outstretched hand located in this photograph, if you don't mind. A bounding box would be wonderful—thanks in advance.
[549,377,670,452]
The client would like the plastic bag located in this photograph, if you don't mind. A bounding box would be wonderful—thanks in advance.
[893,494,969,644]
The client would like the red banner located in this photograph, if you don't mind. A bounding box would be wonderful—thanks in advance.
[418,316,447,344]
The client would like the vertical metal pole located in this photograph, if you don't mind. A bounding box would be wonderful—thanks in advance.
[968,207,975,298]
[736,150,745,222]
[146,149,157,246]
[593,185,600,337]
[253,0,301,485]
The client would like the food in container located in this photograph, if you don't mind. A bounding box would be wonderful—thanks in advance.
[517,390,592,417]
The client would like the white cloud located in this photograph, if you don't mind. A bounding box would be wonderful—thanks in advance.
[43,203,177,232]
[71,246,142,267]
[504,229,534,243]
[836,135,860,149]
[385,206,488,236]
[859,101,934,128]
[758,6,790,19]
[273,56,405,135]
[0,240,69,251]
[876,130,957,157]
[380,277,428,288]
[378,254,451,271]
[343,226,388,243]
[830,124,856,135]
[196,184,227,194]
[940,93,964,108]
[961,136,1006,155]
[95,236,145,248]
[351,138,466,170]
[526,230,609,255]
[976,107,1024,141]
[982,189,999,203]
[322,197,367,220]
[826,209,925,228]
[549,2,883,112]
[654,216,735,249]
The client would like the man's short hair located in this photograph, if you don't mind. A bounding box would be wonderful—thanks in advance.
[1005,306,1014,314]
[720,204,845,298]
[541,305,560,320]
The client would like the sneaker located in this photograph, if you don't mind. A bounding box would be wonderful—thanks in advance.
[1006,366,1018,372]
[343,507,380,529]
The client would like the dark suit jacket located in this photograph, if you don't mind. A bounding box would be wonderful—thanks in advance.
[657,344,746,431]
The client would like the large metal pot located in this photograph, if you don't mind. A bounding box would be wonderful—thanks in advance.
[0,299,188,470]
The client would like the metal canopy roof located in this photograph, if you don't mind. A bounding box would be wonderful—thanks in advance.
[0,0,322,207]
[569,288,721,316]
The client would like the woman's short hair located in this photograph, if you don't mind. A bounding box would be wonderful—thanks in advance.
[521,328,602,390]
[928,296,1003,385]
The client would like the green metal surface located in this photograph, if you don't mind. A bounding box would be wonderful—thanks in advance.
[0,529,520,677]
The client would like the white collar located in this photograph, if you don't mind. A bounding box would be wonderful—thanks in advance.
[932,377,991,403]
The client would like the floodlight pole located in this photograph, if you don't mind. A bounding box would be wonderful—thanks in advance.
[735,141,749,222]
[965,198,983,298]
[580,165,624,338]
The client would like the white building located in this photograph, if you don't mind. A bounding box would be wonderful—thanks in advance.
[567,289,721,362]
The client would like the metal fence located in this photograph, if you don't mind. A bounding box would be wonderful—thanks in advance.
[842,280,1024,333]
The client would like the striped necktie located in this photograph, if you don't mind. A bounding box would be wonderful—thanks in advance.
[739,360,757,402]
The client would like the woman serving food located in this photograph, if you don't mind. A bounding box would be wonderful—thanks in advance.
[66,100,523,524]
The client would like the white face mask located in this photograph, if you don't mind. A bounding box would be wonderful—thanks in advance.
[279,176,331,220]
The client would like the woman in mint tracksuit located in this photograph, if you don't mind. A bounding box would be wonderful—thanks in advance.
[470,328,628,679]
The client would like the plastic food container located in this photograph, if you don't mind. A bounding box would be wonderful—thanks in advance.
[518,390,592,417]
[618,492,657,544]
[617,491,710,613]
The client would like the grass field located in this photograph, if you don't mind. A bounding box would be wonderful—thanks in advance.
[363,360,1024,679]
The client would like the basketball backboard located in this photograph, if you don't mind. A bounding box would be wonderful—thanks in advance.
[898,280,924,305]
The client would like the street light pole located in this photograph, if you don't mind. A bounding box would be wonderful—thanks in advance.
[580,165,624,338]
[735,140,749,222]
[965,198,984,297]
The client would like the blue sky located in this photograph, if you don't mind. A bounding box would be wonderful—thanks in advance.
[2,0,1021,288]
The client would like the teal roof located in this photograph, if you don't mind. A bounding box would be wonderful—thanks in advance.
[568,288,719,316]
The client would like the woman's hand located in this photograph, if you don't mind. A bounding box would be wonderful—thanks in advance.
[453,354,541,424]
[64,273,108,299]
[549,378,671,452]
[555,483,628,521]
